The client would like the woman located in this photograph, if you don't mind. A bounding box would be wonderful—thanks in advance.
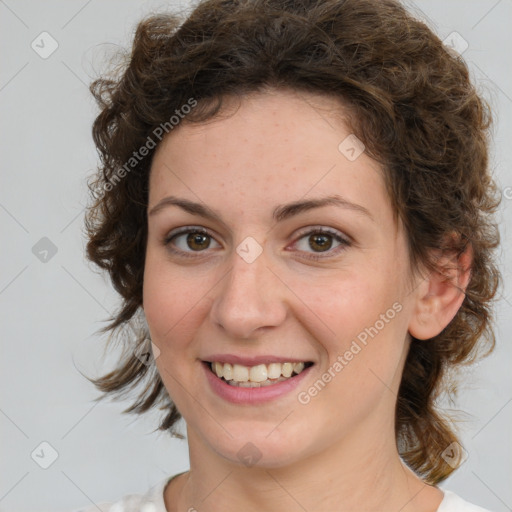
[77,0,501,510]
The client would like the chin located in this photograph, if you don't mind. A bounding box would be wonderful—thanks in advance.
[205,427,310,469]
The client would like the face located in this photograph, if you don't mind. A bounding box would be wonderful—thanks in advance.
[143,88,418,468]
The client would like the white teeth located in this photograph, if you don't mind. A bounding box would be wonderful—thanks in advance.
[267,362,281,379]
[293,362,305,374]
[281,362,293,378]
[210,360,310,384]
[222,362,233,380]
[228,375,289,387]
[214,362,224,378]
[238,381,259,388]
[232,364,249,382]
[249,364,267,382]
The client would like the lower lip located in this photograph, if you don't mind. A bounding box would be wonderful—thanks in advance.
[202,362,313,404]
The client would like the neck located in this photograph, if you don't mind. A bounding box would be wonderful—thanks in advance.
[168,423,443,512]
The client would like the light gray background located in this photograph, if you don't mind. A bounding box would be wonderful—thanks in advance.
[0,1,510,511]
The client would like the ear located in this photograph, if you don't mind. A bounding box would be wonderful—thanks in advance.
[408,241,472,340]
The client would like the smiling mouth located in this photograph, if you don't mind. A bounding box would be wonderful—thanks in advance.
[206,361,314,387]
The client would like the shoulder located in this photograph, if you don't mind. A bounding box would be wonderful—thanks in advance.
[437,489,493,512]
[70,494,149,512]
[70,475,175,512]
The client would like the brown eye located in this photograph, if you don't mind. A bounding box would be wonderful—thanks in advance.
[164,227,221,256]
[293,227,351,261]
[308,233,333,252]
[186,232,211,251]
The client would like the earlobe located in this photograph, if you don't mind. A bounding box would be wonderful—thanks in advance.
[408,242,472,340]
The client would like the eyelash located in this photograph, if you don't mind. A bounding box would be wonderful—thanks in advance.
[163,226,351,261]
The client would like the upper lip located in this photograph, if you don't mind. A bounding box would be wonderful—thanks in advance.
[202,354,314,366]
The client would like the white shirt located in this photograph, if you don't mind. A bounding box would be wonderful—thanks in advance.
[72,475,493,512]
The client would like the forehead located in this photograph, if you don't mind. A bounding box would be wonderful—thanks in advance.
[149,89,390,225]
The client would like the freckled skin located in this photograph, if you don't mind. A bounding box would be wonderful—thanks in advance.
[144,89,448,512]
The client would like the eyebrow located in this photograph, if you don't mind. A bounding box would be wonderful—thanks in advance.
[148,194,374,223]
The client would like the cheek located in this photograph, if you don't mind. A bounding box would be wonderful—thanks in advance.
[142,261,213,411]
[291,267,408,390]
[142,258,208,349]
[291,269,400,341]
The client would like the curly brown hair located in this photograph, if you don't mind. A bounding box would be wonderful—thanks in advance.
[84,0,501,484]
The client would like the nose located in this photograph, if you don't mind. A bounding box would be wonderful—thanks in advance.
[209,246,288,339]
